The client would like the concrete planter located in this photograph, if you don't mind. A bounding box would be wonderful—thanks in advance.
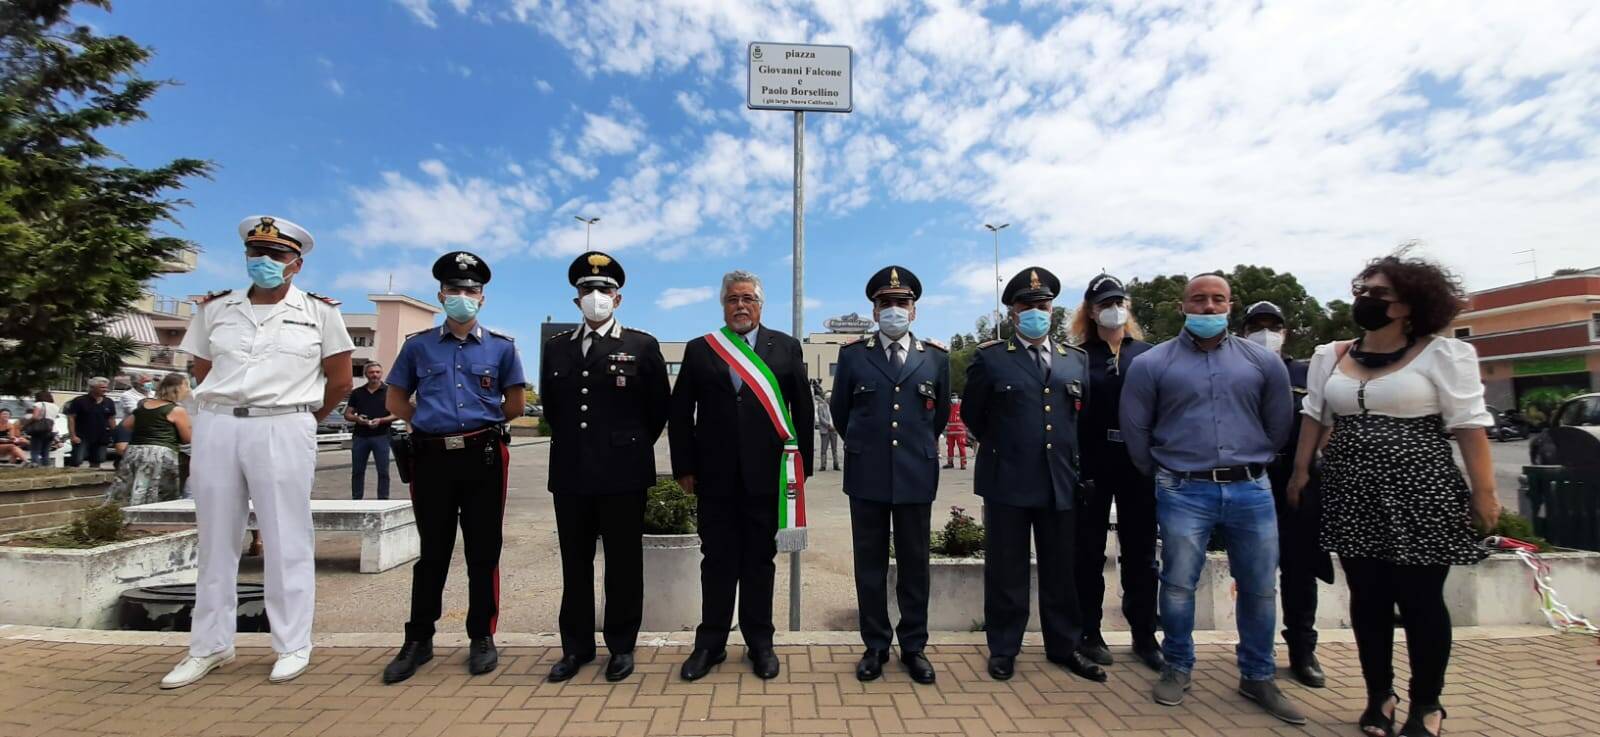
[0,528,199,628]
[889,556,1045,632]
[600,533,702,632]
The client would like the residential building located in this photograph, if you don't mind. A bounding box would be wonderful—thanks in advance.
[1448,268,1600,409]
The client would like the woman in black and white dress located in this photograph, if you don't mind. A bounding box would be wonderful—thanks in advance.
[1287,252,1499,737]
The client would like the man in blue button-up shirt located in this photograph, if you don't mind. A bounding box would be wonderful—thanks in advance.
[1119,274,1303,724]
[382,251,526,685]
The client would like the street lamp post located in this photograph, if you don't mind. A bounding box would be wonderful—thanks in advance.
[575,215,600,250]
[984,223,1010,333]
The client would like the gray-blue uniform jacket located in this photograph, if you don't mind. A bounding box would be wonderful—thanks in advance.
[829,333,951,505]
[962,335,1089,510]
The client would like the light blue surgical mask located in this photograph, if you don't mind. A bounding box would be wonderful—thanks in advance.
[876,306,911,339]
[246,256,290,289]
[1016,308,1051,340]
[1184,312,1229,338]
[443,294,481,322]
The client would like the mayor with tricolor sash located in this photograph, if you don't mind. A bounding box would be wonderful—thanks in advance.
[668,269,814,682]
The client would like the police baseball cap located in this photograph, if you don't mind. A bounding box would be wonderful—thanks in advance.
[1084,273,1128,304]
[1244,301,1286,326]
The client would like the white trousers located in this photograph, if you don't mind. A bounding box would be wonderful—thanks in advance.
[189,408,317,656]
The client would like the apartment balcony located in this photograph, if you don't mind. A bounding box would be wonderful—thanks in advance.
[157,247,198,274]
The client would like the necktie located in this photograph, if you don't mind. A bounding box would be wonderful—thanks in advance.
[1030,345,1051,381]
[889,342,904,370]
[583,330,600,360]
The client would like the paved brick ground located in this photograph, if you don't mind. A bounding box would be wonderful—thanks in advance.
[1,632,1595,737]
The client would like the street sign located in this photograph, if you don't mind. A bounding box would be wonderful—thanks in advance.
[747,42,852,113]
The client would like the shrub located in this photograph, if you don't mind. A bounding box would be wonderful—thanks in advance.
[644,476,696,535]
[1490,511,1552,553]
[1519,387,1585,427]
[66,503,128,545]
[931,506,984,557]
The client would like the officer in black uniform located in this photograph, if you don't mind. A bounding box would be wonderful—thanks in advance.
[1243,300,1332,688]
[1070,274,1165,672]
[962,266,1105,684]
[540,251,671,683]
[382,252,526,684]
[830,266,949,685]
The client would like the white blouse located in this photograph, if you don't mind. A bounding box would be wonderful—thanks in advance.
[1302,337,1493,430]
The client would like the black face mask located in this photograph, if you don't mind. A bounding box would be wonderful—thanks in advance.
[1352,295,1396,331]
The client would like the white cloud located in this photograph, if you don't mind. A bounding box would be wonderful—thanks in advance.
[325,78,344,97]
[533,78,554,93]
[675,91,717,124]
[332,267,433,295]
[657,286,715,309]
[341,160,547,253]
[392,0,470,28]
[446,61,473,78]
[578,112,645,155]
[802,297,823,310]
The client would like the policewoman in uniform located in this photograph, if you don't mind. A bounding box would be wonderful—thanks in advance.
[830,266,949,684]
[961,267,1105,684]
[1242,300,1332,688]
[381,252,526,684]
[1070,274,1165,672]
[162,216,354,689]
[540,251,670,683]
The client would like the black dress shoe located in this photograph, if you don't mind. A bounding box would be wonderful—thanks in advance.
[855,649,889,682]
[1289,652,1326,688]
[987,655,1015,681]
[382,640,433,684]
[605,653,635,682]
[1048,651,1109,683]
[1132,638,1167,672]
[468,637,498,675]
[901,651,936,684]
[680,648,726,681]
[748,648,781,679]
[548,653,594,683]
[1077,636,1114,666]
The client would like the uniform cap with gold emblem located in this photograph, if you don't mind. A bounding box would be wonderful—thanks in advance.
[432,251,492,288]
[238,215,314,256]
[568,250,625,289]
[864,265,922,301]
[1002,266,1061,305]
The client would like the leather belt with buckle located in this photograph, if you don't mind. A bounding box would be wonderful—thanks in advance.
[1170,464,1265,483]
[204,403,311,418]
[1106,429,1123,443]
[414,425,500,452]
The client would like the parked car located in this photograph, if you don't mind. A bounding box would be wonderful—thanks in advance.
[1529,392,1600,464]
[524,404,543,418]
[318,401,355,435]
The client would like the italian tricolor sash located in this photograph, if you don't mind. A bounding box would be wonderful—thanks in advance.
[706,327,807,530]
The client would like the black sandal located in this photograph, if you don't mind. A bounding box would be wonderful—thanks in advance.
[1359,692,1400,737]
[1399,705,1446,737]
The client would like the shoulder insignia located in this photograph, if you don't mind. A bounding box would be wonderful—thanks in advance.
[621,326,656,340]
[922,338,948,352]
[865,335,878,349]
[550,328,575,339]
[841,336,868,349]
[306,291,342,307]
[195,289,233,305]
[404,328,432,340]
[977,339,1003,350]
[487,328,515,342]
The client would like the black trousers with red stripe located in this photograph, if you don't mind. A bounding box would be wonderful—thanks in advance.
[404,432,508,642]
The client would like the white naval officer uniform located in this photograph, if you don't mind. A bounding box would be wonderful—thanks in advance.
[179,277,353,659]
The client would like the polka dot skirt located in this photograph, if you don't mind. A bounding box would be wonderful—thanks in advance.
[1319,413,1487,566]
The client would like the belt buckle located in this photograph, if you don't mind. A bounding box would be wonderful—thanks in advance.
[233,407,250,418]
[444,435,466,450]
[1210,468,1228,483]
[1106,429,1123,443]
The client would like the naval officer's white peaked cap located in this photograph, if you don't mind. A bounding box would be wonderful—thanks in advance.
[238,215,315,257]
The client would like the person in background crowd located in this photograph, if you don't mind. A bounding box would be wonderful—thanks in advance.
[1289,253,1499,737]
[24,391,59,467]
[1069,273,1164,672]
[345,362,396,500]
[814,380,841,472]
[943,394,967,470]
[107,374,192,505]
[0,409,26,463]
[112,374,145,458]
[1120,274,1303,724]
[64,377,117,468]
[1243,300,1333,689]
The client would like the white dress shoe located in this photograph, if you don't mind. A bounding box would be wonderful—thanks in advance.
[160,650,235,689]
[269,647,313,683]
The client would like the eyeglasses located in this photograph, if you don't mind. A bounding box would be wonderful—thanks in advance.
[724,295,761,306]
[245,246,299,263]
[1351,283,1398,301]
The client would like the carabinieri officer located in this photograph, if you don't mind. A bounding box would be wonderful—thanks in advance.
[962,266,1105,684]
[381,251,526,684]
[541,251,670,683]
[830,266,949,685]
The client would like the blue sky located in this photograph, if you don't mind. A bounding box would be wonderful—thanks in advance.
[90,1,1600,369]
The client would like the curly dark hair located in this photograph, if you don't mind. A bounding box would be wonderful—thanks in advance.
[1356,247,1467,337]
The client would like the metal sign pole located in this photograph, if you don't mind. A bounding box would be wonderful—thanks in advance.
[789,109,804,631]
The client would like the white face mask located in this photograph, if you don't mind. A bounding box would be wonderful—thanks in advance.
[1246,330,1285,354]
[877,306,911,339]
[580,291,614,323]
[1095,305,1128,330]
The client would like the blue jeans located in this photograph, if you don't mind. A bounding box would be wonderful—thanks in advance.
[1155,469,1279,680]
[28,433,54,466]
[351,434,391,500]
[68,439,109,468]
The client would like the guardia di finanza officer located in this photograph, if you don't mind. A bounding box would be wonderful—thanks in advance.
[962,267,1105,684]
[830,266,949,685]
[382,251,526,684]
[540,251,670,684]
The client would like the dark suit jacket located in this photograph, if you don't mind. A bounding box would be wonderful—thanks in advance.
[830,333,950,504]
[962,336,1089,511]
[668,325,815,497]
[540,323,671,496]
